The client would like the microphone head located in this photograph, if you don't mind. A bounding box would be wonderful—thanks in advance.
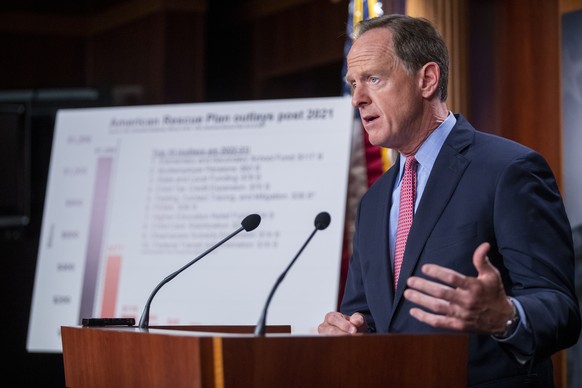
[314,212,331,230]
[242,213,261,231]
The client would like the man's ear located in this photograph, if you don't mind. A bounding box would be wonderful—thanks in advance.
[419,62,440,99]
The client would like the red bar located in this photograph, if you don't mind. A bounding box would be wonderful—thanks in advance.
[100,255,121,317]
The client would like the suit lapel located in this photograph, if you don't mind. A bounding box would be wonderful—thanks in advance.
[390,117,474,314]
[370,162,400,314]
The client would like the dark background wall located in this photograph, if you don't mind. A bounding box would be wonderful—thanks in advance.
[0,0,576,386]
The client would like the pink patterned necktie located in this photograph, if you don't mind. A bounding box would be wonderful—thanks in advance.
[393,156,418,290]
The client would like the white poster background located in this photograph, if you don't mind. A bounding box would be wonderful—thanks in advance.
[27,96,353,352]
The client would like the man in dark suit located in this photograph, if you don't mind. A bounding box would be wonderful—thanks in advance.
[318,14,581,387]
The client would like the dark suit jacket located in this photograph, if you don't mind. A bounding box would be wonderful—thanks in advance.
[341,114,581,387]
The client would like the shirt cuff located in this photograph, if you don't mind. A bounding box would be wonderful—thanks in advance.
[491,297,534,364]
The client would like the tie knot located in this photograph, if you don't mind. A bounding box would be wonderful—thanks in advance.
[404,156,417,171]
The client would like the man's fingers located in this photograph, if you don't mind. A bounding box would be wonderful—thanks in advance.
[472,242,494,275]
[403,242,510,333]
[414,263,468,290]
[412,242,493,291]
[318,322,354,335]
[406,274,457,300]
[404,288,455,316]
[318,312,361,334]
[326,311,352,330]
[349,312,366,327]
[409,307,466,331]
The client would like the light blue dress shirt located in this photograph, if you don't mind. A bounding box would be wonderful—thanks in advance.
[389,112,456,264]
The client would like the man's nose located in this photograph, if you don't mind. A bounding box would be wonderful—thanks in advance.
[352,85,370,108]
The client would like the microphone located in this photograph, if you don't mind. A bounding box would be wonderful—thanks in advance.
[254,211,331,336]
[138,213,261,329]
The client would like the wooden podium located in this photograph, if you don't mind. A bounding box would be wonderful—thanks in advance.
[61,325,468,387]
